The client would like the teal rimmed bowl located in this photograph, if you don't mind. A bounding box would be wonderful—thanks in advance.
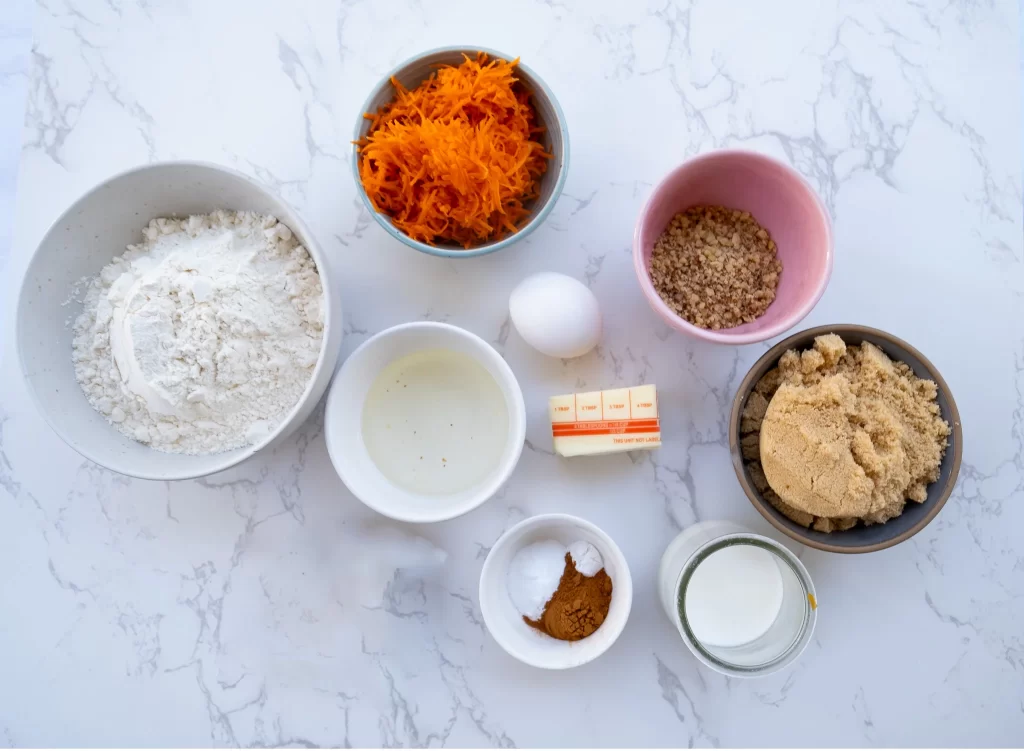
[352,46,569,258]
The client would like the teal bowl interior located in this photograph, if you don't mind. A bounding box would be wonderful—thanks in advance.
[351,46,569,258]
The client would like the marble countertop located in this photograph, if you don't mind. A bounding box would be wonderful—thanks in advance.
[2,0,1023,747]
[0,0,30,294]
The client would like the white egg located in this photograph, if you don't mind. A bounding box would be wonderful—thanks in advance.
[509,272,601,359]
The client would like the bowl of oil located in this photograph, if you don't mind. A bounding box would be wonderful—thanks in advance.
[324,321,526,522]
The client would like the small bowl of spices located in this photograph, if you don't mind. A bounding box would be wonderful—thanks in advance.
[633,149,832,344]
[479,513,632,669]
[730,325,963,553]
[353,47,569,257]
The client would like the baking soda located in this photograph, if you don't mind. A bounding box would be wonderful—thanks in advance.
[506,540,567,621]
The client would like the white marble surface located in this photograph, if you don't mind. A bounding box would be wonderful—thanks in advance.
[0,0,31,321]
[2,0,1023,747]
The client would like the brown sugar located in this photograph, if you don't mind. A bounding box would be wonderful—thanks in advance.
[526,553,613,641]
[648,205,782,330]
[742,334,950,531]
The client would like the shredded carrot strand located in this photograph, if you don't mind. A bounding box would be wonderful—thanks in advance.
[357,52,551,248]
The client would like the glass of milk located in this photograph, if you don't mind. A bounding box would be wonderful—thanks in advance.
[658,521,817,677]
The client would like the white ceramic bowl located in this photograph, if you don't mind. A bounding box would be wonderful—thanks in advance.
[324,322,525,522]
[16,161,343,480]
[479,514,633,669]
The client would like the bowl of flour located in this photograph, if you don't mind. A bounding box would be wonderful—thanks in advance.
[16,162,342,480]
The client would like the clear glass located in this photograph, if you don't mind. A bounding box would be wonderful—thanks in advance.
[674,535,816,676]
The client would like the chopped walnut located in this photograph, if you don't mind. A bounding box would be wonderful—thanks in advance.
[648,206,782,330]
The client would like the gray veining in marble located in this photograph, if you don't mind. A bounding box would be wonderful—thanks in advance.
[0,0,31,361]
[1,0,1022,747]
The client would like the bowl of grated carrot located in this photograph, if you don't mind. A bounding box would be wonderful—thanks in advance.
[353,47,569,258]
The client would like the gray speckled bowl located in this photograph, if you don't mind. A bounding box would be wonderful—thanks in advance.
[729,324,963,554]
[352,46,569,258]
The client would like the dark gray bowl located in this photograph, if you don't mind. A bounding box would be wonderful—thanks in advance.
[729,324,963,554]
[352,46,569,258]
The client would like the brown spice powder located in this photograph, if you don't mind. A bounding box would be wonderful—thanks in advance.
[526,553,613,641]
[648,206,782,330]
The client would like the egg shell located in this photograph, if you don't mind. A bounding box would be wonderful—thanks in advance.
[508,272,602,359]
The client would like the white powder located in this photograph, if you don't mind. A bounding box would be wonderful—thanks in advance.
[72,210,324,454]
[567,540,604,576]
[506,539,606,620]
[507,540,567,621]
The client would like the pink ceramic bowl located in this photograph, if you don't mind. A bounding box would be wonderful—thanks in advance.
[633,150,833,345]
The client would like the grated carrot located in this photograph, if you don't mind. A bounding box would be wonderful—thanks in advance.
[357,53,551,248]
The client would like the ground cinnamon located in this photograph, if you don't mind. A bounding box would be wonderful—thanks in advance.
[525,553,613,641]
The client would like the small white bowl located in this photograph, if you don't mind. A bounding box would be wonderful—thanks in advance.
[479,514,633,669]
[16,161,343,480]
[324,322,525,523]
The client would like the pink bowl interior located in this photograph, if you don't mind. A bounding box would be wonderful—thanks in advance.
[633,151,832,343]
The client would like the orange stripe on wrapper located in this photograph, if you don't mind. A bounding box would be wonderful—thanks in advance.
[552,419,661,437]
[552,427,661,438]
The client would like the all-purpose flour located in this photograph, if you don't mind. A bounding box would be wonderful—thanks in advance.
[72,210,324,454]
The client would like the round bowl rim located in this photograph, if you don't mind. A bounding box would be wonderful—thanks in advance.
[350,45,570,259]
[324,320,527,523]
[16,159,342,480]
[632,148,834,344]
[478,512,634,669]
[673,531,817,677]
[728,323,963,554]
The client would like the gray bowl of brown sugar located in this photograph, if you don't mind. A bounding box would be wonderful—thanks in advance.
[729,324,963,554]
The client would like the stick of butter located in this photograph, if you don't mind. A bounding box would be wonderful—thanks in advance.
[549,384,661,457]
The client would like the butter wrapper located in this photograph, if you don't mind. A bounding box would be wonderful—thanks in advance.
[549,384,661,457]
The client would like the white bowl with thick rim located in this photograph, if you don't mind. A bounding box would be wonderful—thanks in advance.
[16,161,343,480]
[479,513,633,669]
[324,321,525,523]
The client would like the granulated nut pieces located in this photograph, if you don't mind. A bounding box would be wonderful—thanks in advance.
[649,206,783,330]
